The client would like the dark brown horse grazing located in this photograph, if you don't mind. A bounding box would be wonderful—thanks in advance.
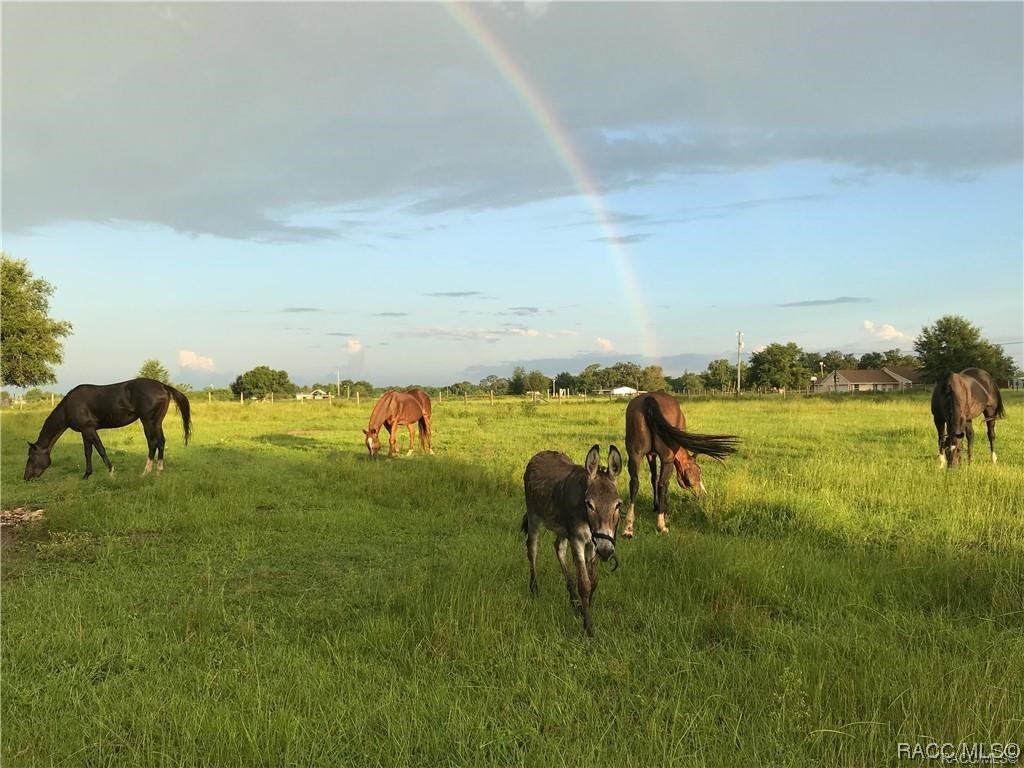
[24,378,192,480]
[931,367,1005,468]
[362,388,433,458]
[623,392,739,537]
[522,445,622,637]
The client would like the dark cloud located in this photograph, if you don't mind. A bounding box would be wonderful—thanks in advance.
[591,233,653,245]
[778,297,872,308]
[4,3,1020,239]
[506,306,540,315]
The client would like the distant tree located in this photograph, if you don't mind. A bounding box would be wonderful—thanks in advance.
[1,254,73,387]
[604,361,642,390]
[138,358,170,383]
[914,315,1016,385]
[230,365,296,399]
[820,350,859,373]
[639,365,668,392]
[881,348,919,368]
[675,372,705,393]
[479,374,509,395]
[857,352,886,370]
[576,363,605,394]
[523,370,551,394]
[702,359,737,391]
[508,366,526,395]
[748,342,808,390]
[553,371,576,393]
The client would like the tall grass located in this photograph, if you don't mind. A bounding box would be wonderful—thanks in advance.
[2,393,1022,766]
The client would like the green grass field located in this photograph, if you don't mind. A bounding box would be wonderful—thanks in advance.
[2,392,1022,767]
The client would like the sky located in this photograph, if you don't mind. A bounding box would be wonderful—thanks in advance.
[2,1,1022,389]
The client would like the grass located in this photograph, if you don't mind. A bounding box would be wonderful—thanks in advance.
[2,392,1022,767]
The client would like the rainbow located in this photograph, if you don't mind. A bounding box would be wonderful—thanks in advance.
[442,2,658,360]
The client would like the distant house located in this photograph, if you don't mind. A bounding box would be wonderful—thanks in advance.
[610,386,639,397]
[815,367,923,393]
[296,388,331,401]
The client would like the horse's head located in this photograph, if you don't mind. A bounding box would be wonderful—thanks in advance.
[943,435,962,469]
[584,444,623,565]
[673,449,706,497]
[24,441,51,480]
[362,428,382,459]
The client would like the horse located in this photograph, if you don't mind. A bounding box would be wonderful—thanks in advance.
[623,391,739,537]
[522,445,622,637]
[931,367,1005,468]
[362,388,433,458]
[24,378,192,480]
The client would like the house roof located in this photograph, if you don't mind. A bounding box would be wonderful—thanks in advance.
[831,369,899,384]
[884,366,924,383]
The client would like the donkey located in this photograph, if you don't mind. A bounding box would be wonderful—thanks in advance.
[931,367,1005,468]
[522,444,622,637]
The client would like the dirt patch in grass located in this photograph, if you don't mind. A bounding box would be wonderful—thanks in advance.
[1,507,45,549]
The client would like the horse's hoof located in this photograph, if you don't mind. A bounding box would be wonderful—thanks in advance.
[622,529,633,539]
[657,527,669,534]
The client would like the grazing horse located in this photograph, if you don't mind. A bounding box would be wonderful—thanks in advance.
[931,367,1005,468]
[522,445,622,637]
[24,378,192,480]
[623,392,739,537]
[362,388,433,458]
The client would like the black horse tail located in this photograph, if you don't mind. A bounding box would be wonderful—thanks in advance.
[165,384,192,444]
[994,386,1006,419]
[642,396,739,462]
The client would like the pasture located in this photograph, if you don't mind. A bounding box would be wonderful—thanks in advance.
[2,392,1022,767]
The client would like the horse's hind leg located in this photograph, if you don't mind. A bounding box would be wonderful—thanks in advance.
[656,459,673,533]
[623,454,640,538]
[934,416,947,467]
[965,421,975,464]
[420,416,434,455]
[985,415,997,464]
[405,423,415,454]
[82,436,95,479]
[141,419,162,474]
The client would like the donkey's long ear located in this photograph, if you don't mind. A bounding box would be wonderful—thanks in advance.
[585,444,601,478]
[607,445,622,480]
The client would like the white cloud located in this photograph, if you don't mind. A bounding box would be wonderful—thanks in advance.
[178,349,215,371]
[863,320,912,343]
[596,337,615,352]
[346,339,363,353]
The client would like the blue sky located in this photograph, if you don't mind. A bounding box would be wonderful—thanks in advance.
[3,3,1022,389]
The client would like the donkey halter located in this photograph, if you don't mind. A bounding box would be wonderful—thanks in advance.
[589,529,620,572]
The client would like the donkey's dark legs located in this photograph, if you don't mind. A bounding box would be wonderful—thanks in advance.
[525,519,540,595]
[554,537,578,606]
[623,454,641,538]
[571,538,595,637]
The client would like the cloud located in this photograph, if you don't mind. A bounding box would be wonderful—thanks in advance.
[591,233,653,245]
[282,307,323,313]
[425,291,482,298]
[346,339,363,353]
[5,3,1018,239]
[178,349,215,371]
[507,306,540,316]
[596,337,615,352]
[779,296,872,308]
[327,332,353,336]
[863,320,912,343]
[373,312,408,317]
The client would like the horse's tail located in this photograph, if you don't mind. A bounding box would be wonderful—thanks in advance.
[642,396,739,461]
[994,386,1006,419]
[165,385,192,444]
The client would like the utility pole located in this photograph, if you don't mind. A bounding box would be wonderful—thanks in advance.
[336,369,341,398]
[736,331,743,395]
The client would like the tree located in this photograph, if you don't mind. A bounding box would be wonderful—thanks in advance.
[914,315,1016,385]
[857,352,886,370]
[881,348,918,368]
[479,374,509,395]
[508,366,526,395]
[702,359,737,391]
[553,371,576,394]
[230,365,296,399]
[748,342,808,390]
[605,361,642,389]
[138,359,170,383]
[576,364,605,394]
[639,365,668,392]
[1,254,73,387]
[670,372,705,393]
[523,370,550,394]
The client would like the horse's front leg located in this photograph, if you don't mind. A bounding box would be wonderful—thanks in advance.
[82,436,94,479]
[934,416,947,467]
[385,422,398,457]
[965,421,975,464]
[83,428,113,475]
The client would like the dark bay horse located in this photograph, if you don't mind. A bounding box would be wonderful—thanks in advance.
[931,367,1005,468]
[623,391,739,537]
[522,445,622,637]
[24,378,192,480]
[362,388,433,458]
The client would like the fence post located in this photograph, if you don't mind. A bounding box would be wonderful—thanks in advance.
[489,389,494,405]
[356,392,360,407]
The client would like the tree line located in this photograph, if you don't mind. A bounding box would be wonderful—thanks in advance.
[2,254,1018,401]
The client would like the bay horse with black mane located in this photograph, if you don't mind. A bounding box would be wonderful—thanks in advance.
[931,367,1005,468]
[24,378,192,480]
[623,391,739,537]
[362,388,433,458]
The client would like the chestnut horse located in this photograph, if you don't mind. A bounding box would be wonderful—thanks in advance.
[24,378,191,480]
[931,367,1005,468]
[362,388,433,458]
[623,391,739,536]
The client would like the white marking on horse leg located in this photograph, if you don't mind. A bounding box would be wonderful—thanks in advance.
[157,459,164,472]
[991,452,998,464]
[142,459,153,476]
[938,453,946,468]
[656,512,668,533]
